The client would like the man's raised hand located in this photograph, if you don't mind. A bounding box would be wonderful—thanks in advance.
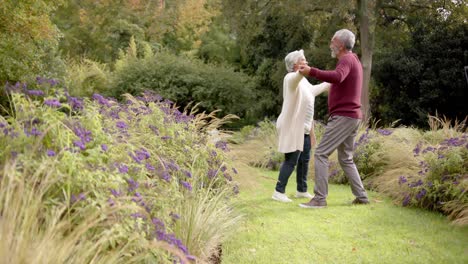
[298,65,311,76]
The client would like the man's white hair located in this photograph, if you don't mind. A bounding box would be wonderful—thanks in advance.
[333,29,355,50]
[284,49,305,72]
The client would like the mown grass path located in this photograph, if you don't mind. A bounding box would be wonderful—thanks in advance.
[222,157,468,264]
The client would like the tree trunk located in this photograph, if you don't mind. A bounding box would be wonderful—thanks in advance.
[357,0,376,123]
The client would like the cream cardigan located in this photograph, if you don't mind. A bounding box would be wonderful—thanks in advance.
[276,71,330,153]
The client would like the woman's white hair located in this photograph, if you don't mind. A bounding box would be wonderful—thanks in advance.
[284,49,305,72]
[333,29,355,50]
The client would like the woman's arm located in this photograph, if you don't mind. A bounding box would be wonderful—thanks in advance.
[309,82,331,97]
[285,71,303,91]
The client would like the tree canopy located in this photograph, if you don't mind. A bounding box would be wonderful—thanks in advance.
[1,0,467,127]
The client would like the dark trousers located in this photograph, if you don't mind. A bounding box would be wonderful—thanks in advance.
[275,134,311,193]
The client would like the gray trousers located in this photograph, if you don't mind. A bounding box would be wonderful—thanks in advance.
[313,115,368,201]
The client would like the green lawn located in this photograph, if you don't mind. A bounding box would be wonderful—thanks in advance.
[222,169,468,264]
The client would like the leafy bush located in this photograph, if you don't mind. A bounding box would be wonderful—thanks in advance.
[0,1,65,83]
[64,59,111,98]
[1,80,241,262]
[398,134,468,225]
[110,41,259,127]
[329,128,389,185]
[228,125,255,144]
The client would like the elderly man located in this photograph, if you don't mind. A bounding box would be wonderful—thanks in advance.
[298,29,369,208]
[272,50,330,203]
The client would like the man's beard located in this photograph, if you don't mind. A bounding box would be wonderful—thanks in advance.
[330,47,338,58]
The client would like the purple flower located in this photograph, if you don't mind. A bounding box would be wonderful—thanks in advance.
[164,160,180,171]
[149,125,159,135]
[36,76,45,84]
[73,140,86,150]
[415,189,427,200]
[180,180,192,191]
[409,179,423,188]
[413,143,422,157]
[136,148,151,160]
[92,93,112,107]
[232,167,238,174]
[110,189,122,197]
[224,173,233,181]
[127,178,139,192]
[152,217,165,230]
[27,89,45,96]
[146,163,155,171]
[142,91,163,102]
[422,146,435,154]
[132,192,142,203]
[25,127,42,137]
[398,176,407,185]
[170,212,180,221]
[108,198,115,206]
[233,184,239,195]
[377,129,392,136]
[183,170,192,178]
[215,140,229,151]
[71,123,92,144]
[160,171,171,182]
[161,135,171,140]
[220,165,227,172]
[44,99,62,108]
[71,193,86,204]
[130,212,146,219]
[68,96,84,111]
[47,150,56,157]
[101,144,108,152]
[118,164,129,174]
[207,169,217,179]
[402,194,411,206]
[48,79,59,86]
[116,121,128,129]
[442,137,465,147]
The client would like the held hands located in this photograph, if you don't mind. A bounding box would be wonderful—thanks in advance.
[298,65,311,76]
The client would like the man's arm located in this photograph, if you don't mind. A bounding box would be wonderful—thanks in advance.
[299,58,351,84]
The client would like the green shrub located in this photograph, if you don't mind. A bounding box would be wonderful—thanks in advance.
[399,134,467,224]
[329,128,389,185]
[228,125,255,144]
[111,42,259,127]
[1,81,241,262]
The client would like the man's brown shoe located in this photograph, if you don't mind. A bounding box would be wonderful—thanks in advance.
[351,198,370,205]
[299,199,327,208]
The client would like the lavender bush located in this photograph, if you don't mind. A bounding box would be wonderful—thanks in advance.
[0,79,241,263]
[399,134,467,224]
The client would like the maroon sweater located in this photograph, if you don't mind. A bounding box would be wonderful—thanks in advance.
[308,53,363,119]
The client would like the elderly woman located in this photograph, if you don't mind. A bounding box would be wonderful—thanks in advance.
[272,50,330,203]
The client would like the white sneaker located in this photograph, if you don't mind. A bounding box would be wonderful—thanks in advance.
[295,191,313,199]
[272,191,292,202]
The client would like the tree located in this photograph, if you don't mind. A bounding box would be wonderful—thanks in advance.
[357,0,378,121]
[0,0,64,83]
[371,1,468,127]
